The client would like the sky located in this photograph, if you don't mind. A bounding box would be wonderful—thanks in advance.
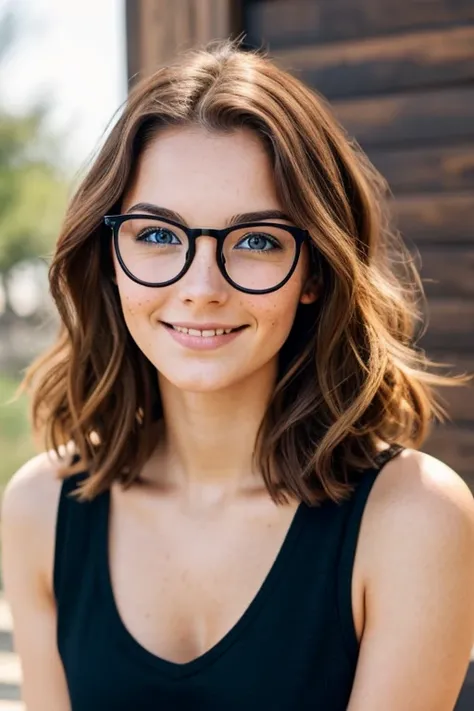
[0,0,127,171]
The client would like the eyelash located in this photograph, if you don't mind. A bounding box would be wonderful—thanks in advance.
[135,229,282,252]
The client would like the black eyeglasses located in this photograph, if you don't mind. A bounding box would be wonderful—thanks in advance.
[103,214,310,295]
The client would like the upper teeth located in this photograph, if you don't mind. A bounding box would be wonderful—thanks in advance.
[172,325,234,337]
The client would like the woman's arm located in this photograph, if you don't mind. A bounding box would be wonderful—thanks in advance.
[347,451,474,711]
[1,454,72,711]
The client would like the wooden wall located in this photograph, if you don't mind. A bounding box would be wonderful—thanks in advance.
[125,0,239,84]
[243,0,474,486]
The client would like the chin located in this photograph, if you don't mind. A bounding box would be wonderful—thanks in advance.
[156,362,250,394]
[147,340,280,395]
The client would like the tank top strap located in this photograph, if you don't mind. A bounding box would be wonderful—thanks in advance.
[336,443,405,664]
[53,456,98,605]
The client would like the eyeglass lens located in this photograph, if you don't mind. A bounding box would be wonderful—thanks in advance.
[116,217,297,291]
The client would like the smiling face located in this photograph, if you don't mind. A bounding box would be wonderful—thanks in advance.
[114,126,318,394]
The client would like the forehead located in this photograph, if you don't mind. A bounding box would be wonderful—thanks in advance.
[122,126,282,227]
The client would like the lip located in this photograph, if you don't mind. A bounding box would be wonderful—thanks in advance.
[163,321,245,330]
[161,322,248,351]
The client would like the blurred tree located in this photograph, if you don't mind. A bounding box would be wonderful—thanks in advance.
[0,3,69,315]
[0,108,69,272]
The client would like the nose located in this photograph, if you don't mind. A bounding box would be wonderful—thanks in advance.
[176,236,229,305]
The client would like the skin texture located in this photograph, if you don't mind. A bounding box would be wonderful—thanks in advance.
[2,127,474,711]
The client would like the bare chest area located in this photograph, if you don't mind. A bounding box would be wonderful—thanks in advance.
[106,486,302,665]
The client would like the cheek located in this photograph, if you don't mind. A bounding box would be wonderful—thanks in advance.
[116,279,161,333]
[113,253,154,316]
[245,281,302,336]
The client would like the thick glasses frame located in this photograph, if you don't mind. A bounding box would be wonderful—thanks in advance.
[103,213,311,295]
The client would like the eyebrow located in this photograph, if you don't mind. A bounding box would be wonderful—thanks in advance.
[125,202,293,226]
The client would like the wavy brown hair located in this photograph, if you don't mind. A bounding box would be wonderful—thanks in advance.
[21,38,472,504]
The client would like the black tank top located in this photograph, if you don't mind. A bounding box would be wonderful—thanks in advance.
[54,443,404,710]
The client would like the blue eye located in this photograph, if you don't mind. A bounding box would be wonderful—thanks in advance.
[235,233,281,252]
[136,228,182,245]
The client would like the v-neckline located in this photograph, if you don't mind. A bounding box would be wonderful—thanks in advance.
[96,488,309,679]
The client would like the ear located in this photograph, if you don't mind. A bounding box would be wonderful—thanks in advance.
[299,275,320,305]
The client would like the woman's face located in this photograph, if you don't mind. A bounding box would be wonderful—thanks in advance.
[115,126,318,393]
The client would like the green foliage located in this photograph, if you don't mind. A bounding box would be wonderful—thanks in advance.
[0,373,35,492]
[0,147,69,269]
[0,109,70,272]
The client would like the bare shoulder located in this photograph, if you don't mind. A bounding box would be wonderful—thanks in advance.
[367,447,474,525]
[1,450,76,709]
[1,447,74,595]
[360,447,474,582]
[2,448,70,526]
[347,449,474,709]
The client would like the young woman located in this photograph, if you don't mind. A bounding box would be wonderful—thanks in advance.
[2,39,474,711]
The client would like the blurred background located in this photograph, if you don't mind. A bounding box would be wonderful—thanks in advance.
[0,0,126,496]
[0,0,473,708]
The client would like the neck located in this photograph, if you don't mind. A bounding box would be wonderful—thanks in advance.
[148,362,278,501]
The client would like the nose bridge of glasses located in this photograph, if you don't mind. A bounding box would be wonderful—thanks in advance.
[185,230,225,280]
[188,227,226,241]
[187,228,228,270]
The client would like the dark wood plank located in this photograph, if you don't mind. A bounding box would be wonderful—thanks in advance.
[418,298,474,351]
[422,422,474,482]
[125,0,141,84]
[369,144,474,194]
[333,86,474,149]
[243,0,474,48]
[434,384,474,424]
[275,26,474,99]
[131,0,235,77]
[411,245,474,298]
[394,193,474,244]
[426,352,474,422]
[428,352,474,377]
[424,351,474,422]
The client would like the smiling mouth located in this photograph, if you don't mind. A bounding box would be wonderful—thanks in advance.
[161,323,248,338]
